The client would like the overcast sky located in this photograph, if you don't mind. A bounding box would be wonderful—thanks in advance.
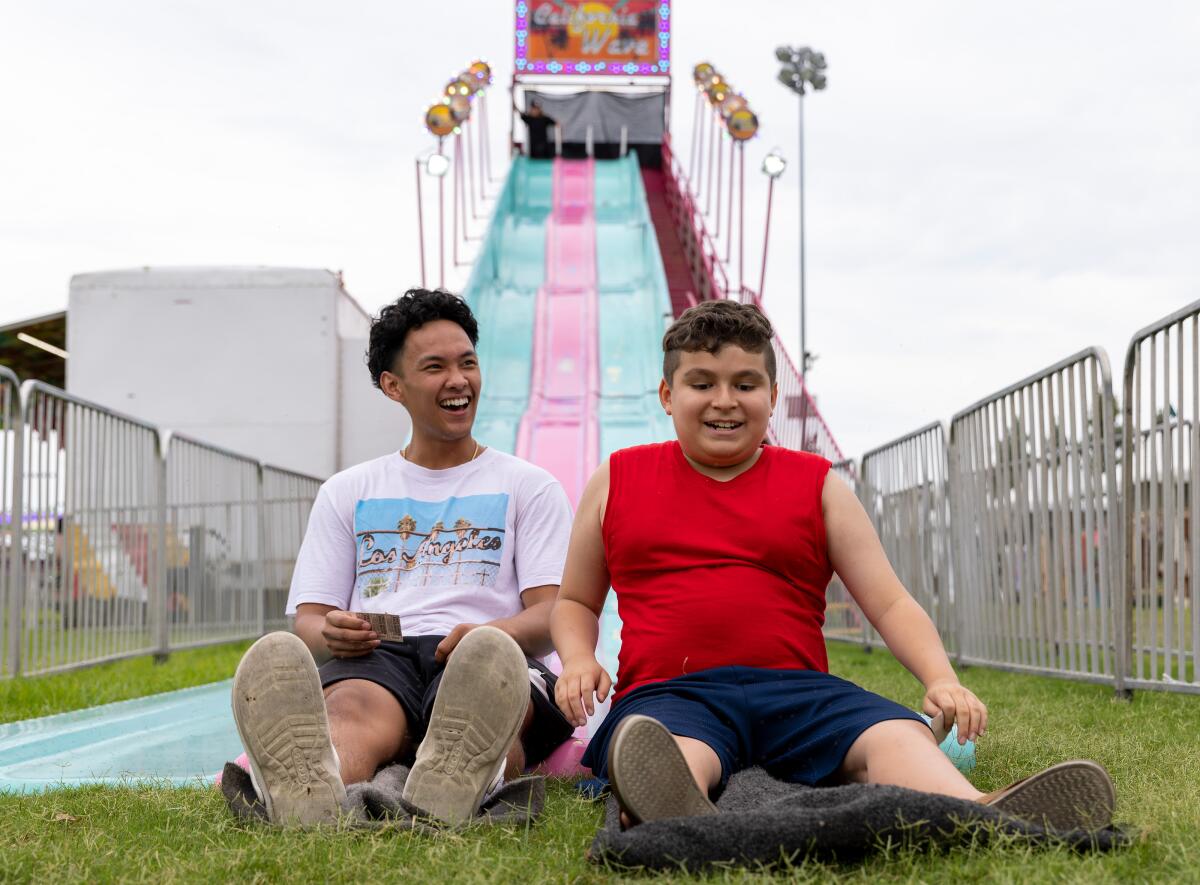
[3,1,1198,459]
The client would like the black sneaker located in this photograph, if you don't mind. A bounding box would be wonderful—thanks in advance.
[607,714,718,826]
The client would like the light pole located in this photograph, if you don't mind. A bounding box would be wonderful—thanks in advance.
[775,46,827,388]
[759,151,787,299]
[424,151,450,288]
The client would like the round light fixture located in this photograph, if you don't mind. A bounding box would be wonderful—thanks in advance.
[425,102,456,137]
[706,79,731,105]
[448,93,472,123]
[469,60,493,85]
[720,94,748,120]
[761,151,787,179]
[425,153,451,178]
[726,108,759,141]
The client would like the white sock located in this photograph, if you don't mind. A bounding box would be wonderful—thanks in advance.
[479,756,507,807]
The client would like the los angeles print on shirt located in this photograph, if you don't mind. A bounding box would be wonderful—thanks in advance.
[353,494,508,599]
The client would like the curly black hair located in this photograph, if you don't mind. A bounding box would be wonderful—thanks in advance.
[367,288,479,388]
[662,299,776,385]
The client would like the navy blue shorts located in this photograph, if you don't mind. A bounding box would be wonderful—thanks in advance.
[581,666,927,787]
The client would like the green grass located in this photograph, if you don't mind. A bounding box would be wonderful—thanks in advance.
[0,640,251,724]
[2,641,1198,882]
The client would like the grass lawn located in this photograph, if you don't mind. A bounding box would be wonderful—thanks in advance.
[2,640,1198,882]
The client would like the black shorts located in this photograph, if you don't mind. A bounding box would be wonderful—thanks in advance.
[318,635,574,767]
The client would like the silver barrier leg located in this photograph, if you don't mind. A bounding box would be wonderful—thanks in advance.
[7,393,25,677]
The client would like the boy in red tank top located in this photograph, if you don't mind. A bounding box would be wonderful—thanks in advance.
[551,300,1115,832]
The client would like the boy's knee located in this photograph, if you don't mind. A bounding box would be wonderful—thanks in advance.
[843,718,935,779]
[325,680,406,733]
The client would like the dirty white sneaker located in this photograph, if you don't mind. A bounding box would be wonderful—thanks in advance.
[231,632,346,827]
[402,626,528,824]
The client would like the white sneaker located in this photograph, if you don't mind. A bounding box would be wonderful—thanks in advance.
[402,626,528,824]
[231,632,346,827]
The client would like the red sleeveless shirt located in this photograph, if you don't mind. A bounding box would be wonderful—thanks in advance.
[603,441,833,700]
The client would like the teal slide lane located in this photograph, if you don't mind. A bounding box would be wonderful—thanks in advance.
[0,681,239,792]
[595,155,676,457]
[593,155,677,692]
[461,156,552,454]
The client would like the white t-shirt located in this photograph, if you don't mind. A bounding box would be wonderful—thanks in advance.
[286,448,573,636]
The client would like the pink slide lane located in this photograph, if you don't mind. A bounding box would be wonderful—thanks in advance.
[515,158,601,506]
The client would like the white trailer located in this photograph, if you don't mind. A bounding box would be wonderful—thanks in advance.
[67,266,410,478]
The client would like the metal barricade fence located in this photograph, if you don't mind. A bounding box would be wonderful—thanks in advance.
[0,368,20,678]
[1122,299,1200,694]
[12,381,163,677]
[163,434,263,650]
[0,375,323,679]
[860,423,956,654]
[823,459,870,644]
[261,465,323,631]
[949,349,1121,688]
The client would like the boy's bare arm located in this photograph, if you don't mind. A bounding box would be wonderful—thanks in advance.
[551,459,614,726]
[433,584,558,662]
[823,474,987,743]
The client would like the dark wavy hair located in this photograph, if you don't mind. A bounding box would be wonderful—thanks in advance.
[367,288,479,388]
[662,300,776,385]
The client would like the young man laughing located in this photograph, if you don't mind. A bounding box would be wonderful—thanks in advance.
[231,288,574,826]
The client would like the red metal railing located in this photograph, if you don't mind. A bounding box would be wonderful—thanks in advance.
[662,134,729,304]
[659,133,846,464]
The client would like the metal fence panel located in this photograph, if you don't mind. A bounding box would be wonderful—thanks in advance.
[261,465,323,632]
[13,382,162,676]
[823,459,870,644]
[0,368,20,678]
[860,423,956,654]
[949,349,1121,687]
[164,434,263,650]
[1123,300,1200,694]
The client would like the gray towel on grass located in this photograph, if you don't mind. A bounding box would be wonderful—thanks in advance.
[590,767,1130,871]
[220,761,544,830]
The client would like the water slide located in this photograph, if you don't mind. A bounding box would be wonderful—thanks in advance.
[465,154,675,685]
[0,154,677,790]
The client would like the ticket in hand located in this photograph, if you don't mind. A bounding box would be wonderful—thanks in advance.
[353,611,404,642]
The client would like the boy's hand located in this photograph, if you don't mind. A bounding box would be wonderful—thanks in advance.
[923,678,987,744]
[434,623,481,662]
[322,610,380,658]
[555,655,613,728]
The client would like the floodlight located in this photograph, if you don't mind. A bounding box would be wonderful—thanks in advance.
[761,151,787,179]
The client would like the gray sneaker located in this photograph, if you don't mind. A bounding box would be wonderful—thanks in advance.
[231,632,346,827]
[607,714,719,825]
[402,626,529,825]
[982,759,1116,831]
